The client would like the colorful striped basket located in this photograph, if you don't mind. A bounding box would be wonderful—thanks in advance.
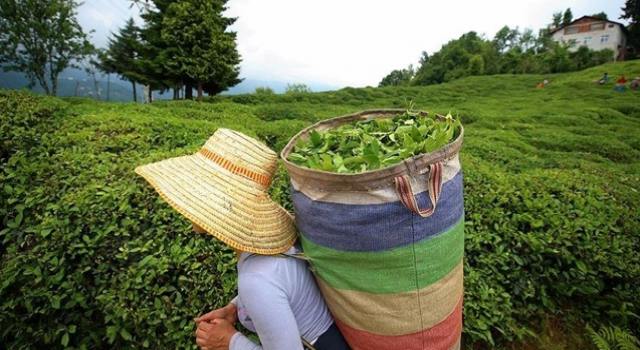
[281,110,465,350]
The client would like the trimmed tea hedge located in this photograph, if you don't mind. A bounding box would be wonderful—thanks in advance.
[0,91,299,349]
[1,85,639,349]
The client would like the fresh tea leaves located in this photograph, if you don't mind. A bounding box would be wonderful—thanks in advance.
[288,110,461,173]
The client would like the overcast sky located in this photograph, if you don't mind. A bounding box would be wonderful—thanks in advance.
[78,0,629,88]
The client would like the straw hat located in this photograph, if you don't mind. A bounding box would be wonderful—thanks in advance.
[135,128,297,254]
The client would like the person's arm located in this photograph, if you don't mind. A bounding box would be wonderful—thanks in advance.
[196,319,237,350]
[231,271,304,350]
[194,300,238,325]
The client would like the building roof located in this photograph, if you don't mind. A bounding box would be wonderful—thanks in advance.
[549,15,629,35]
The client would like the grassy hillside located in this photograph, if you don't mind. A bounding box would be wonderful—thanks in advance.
[1,60,639,350]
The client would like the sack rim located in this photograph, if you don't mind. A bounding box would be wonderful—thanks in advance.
[280,109,464,191]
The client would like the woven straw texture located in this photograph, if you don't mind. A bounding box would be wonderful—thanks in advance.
[281,110,464,350]
[136,128,297,255]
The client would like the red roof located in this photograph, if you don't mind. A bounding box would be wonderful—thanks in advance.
[549,15,629,35]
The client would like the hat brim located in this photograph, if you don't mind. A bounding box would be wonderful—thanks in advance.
[135,152,297,254]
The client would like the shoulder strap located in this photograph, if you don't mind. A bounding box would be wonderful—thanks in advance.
[301,337,317,350]
[245,250,309,262]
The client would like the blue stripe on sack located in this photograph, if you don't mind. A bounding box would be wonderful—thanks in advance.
[292,170,464,252]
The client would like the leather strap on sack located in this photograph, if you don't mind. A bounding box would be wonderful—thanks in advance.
[395,162,443,218]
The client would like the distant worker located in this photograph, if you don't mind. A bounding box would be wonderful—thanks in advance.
[617,75,628,85]
[597,72,610,85]
[614,75,628,92]
[631,77,640,89]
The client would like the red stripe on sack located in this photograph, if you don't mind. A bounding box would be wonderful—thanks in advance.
[334,297,463,350]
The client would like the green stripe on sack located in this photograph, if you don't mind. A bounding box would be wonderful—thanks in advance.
[301,218,464,294]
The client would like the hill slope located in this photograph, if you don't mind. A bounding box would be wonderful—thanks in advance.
[1,60,639,350]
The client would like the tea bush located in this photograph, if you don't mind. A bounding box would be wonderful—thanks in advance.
[0,91,296,350]
[462,155,640,345]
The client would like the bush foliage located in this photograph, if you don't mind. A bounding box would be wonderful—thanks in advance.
[1,60,640,349]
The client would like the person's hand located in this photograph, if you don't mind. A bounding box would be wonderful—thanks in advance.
[195,318,237,350]
[194,303,238,325]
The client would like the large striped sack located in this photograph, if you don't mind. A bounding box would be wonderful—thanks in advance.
[281,110,465,350]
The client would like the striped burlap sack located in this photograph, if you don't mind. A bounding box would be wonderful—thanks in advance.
[281,110,465,350]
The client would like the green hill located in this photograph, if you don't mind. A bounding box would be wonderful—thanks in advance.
[1,61,639,350]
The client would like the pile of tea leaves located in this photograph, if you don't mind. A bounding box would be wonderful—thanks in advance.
[287,109,461,173]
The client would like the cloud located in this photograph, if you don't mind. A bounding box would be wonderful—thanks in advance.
[77,0,628,88]
[226,0,628,87]
[77,0,142,47]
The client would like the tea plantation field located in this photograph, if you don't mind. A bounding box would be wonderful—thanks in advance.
[2,61,640,350]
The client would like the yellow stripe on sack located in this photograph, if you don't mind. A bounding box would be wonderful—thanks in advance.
[316,261,463,336]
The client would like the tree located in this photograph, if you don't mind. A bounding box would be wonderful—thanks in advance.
[81,53,103,100]
[98,18,143,102]
[161,0,242,102]
[378,65,415,87]
[552,12,563,28]
[535,27,554,53]
[137,0,181,101]
[285,83,312,93]
[590,12,608,20]
[412,31,491,85]
[467,55,485,76]
[493,26,521,53]
[254,86,274,95]
[0,0,94,96]
[519,28,537,52]
[562,8,574,26]
[541,41,575,73]
[127,0,152,11]
[419,51,430,65]
[621,0,640,57]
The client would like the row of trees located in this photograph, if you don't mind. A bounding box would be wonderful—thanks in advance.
[379,7,633,87]
[0,0,94,96]
[0,0,242,102]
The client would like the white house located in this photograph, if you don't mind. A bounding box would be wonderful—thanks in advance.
[550,16,628,61]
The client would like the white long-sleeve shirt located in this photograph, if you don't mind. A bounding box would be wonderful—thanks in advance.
[229,245,333,350]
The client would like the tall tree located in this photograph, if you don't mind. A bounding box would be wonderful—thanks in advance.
[552,12,563,28]
[138,0,177,101]
[519,28,537,52]
[562,8,574,26]
[161,0,242,102]
[535,26,554,54]
[494,26,521,53]
[621,0,640,56]
[0,0,94,96]
[81,53,103,100]
[98,18,143,102]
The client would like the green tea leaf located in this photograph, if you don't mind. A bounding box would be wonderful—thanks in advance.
[61,332,69,347]
[309,130,323,147]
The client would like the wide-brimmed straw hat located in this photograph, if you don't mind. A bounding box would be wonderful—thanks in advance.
[135,128,297,254]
